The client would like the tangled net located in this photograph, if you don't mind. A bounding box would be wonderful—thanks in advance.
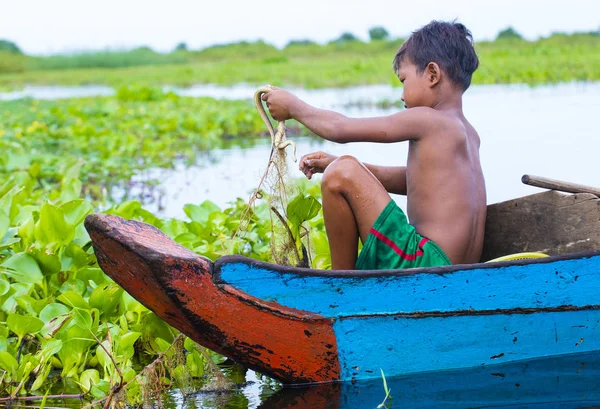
[229,86,307,267]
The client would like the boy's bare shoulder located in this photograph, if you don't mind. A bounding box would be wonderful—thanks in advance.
[393,107,467,140]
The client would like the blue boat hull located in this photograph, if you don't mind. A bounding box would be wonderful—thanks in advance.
[85,213,600,384]
[216,252,600,382]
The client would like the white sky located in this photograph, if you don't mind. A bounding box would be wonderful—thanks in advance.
[1,0,599,55]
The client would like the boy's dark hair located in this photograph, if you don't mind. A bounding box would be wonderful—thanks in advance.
[393,20,479,91]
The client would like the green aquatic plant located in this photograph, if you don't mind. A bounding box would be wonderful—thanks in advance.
[0,87,300,201]
[0,161,329,403]
[376,369,392,409]
[0,84,333,403]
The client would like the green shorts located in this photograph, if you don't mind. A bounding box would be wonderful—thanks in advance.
[355,200,452,270]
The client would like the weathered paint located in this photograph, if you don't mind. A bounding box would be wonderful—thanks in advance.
[216,256,600,317]
[333,309,600,381]
[85,214,340,384]
[215,256,600,380]
[85,213,600,384]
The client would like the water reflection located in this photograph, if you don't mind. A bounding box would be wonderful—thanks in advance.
[176,351,600,408]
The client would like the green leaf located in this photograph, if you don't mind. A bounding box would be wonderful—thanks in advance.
[119,332,141,352]
[61,199,93,227]
[72,307,93,330]
[90,380,111,399]
[0,237,20,251]
[16,294,50,315]
[186,349,205,378]
[57,291,90,310]
[89,282,123,317]
[59,178,83,203]
[158,218,188,238]
[0,279,9,296]
[1,252,43,284]
[17,215,35,246]
[0,351,18,377]
[286,194,322,227]
[39,339,63,358]
[7,314,44,339]
[39,303,71,323]
[96,340,112,368]
[184,200,221,224]
[154,337,171,354]
[0,209,9,239]
[30,361,52,391]
[61,242,88,270]
[114,201,142,219]
[34,203,75,250]
[79,369,100,392]
[59,279,86,295]
[184,337,196,352]
[30,248,62,275]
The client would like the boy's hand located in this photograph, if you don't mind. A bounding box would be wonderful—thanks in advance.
[261,87,299,121]
[299,151,338,179]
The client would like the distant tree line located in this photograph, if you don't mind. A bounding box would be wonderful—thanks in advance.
[2,25,599,57]
[0,39,22,54]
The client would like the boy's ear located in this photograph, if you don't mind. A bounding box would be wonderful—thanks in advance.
[426,62,441,87]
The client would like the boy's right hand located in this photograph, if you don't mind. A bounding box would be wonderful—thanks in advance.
[299,151,338,179]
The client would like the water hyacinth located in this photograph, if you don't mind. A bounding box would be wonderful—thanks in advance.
[0,92,328,403]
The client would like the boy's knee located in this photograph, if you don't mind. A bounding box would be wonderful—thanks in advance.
[322,155,361,192]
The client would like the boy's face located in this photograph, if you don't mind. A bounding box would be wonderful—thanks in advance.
[397,60,432,109]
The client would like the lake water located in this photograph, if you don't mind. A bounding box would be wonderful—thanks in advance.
[106,82,600,219]
[152,351,600,408]
[4,82,600,408]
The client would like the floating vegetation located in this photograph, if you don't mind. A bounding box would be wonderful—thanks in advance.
[0,93,329,402]
[0,86,307,203]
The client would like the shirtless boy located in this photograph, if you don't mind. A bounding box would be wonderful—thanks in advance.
[262,20,487,270]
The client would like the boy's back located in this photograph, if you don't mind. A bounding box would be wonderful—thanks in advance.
[406,110,486,265]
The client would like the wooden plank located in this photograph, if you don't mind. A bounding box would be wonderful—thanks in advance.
[522,174,600,197]
[481,191,600,261]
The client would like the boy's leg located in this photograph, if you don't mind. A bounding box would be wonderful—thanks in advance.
[321,156,392,270]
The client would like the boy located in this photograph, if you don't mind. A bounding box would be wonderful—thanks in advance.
[262,20,486,270]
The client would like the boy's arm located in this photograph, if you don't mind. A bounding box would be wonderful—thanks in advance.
[300,152,407,195]
[264,89,438,143]
[363,164,407,195]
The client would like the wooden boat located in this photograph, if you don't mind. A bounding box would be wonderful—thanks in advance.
[84,188,600,384]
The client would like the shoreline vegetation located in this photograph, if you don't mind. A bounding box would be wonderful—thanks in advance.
[1,28,600,89]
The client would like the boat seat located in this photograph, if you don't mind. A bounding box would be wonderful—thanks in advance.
[486,252,549,263]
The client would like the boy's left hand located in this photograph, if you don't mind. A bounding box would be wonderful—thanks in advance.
[261,87,299,121]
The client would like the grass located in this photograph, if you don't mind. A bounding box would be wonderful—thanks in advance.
[1,33,599,89]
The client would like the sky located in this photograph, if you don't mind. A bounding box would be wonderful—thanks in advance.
[1,0,599,55]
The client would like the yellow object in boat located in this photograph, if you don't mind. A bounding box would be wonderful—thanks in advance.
[486,252,549,263]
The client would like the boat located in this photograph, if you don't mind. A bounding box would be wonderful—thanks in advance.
[258,351,600,408]
[84,186,600,384]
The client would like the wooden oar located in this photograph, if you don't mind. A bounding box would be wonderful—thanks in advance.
[522,174,600,197]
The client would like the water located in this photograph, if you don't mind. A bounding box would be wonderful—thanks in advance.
[111,82,600,219]
[0,84,115,100]
[159,351,600,408]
